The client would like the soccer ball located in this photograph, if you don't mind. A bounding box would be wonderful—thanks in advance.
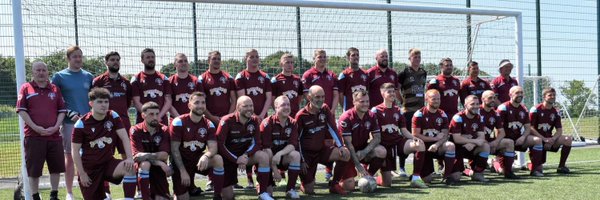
[357,176,377,193]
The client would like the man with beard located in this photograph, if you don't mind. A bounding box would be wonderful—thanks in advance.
[71,88,137,200]
[497,86,544,177]
[271,53,303,117]
[396,48,427,177]
[371,83,427,188]
[51,45,94,200]
[130,102,172,200]
[235,49,272,120]
[17,62,67,200]
[260,96,302,199]
[216,96,273,200]
[295,86,350,195]
[333,90,386,192]
[170,92,225,200]
[459,61,491,105]
[92,51,133,198]
[491,59,518,104]
[169,53,203,118]
[367,49,400,108]
[427,57,461,118]
[338,47,368,111]
[529,87,572,174]
[448,95,490,182]
[480,90,519,179]
[412,89,459,185]
[131,48,172,124]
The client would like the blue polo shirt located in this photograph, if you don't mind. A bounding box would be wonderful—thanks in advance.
[51,68,94,124]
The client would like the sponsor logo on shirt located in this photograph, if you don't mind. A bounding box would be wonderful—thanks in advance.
[90,137,112,149]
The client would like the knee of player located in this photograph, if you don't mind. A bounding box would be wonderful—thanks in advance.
[532,136,542,144]
[565,136,573,143]
[254,151,269,164]
[211,154,224,168]
[374,145,387,158]
[139,161,151,171]
[481,143,491,151]
[289,150,301,162]
[444,142,456,151]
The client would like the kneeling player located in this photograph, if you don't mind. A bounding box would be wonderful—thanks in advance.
[333,90,386,192]
[529,87,572,174]
[71,88,137,200]
[449,95,490,182]
[260,96,302,199]
[372,83,427,188]
[217,96,273,200]
[413,89,460,185]
[130,102,172,200]
[170,92,225,200]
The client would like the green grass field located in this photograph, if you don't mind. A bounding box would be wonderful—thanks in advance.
[2,147,599,199]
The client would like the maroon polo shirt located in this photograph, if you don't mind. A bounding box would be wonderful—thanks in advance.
[130,122,170,156]
[169,74,203,115]
[529,104,562,138]
[449,110,483,139]
[295,104,344,153]
[234,69,272,115]
[480,106,503,142]
[497,101,529,140]
[72,110,125,169]
[216,112,261,163]
[338,67,369,111]
[169,113,216,163]
[199,70,236,117]
[260,114,299,153]
[93,72,132,119]
[131,71,172,122]
[491,76,518,104]
[338,108,380,150]
[412,107,449,142]
[459,77,491,105]
[427,75,461,118]
[16,81,67,140]
[367,65,398,108]
[301,67,338,108]
[271,73,304,117]
[371,103,406,146]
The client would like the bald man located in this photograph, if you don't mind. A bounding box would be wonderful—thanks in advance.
[216,96,273,200]
[497,86,544,177]
[295,86,350,195]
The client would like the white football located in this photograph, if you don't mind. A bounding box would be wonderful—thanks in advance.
[357,176,377,193]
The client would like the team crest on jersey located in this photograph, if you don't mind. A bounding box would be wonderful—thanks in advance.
[479,82,485,88]
[258,76,265,84]
[436,117,443,126]
[361,74,367,82]
[219,76,227,84]
[247,124,256,133]
[319,113,327,123]
[389,75,395,81]
[471,123,479,132]
[187,82,195,90]
[293,80,300,88]
[550,113,556,121]
[327,75,332,81]
[489,117,495,125]
[409,76,415,82]
[187,128,191,132]
[393,113,400,121]
[154,135,162,145]
[91,128,96,133]
[48,92,56,100]
[155,78,163,86]
[364,121,371,129]
[453,80,458,86]
[104,121,113,132]
[285,127,292,137]
[121,82,127,90]
[519,111,525,119]
[199,128,207,138]
[340,121,348,128]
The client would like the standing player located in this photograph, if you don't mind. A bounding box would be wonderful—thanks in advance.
[302,49,339,112]
[397,48,427,177]
[170,92,225,200]
[130,102,172,200]
[412,89,459,185]
[295,86,350,195]
[491,59,518,104]
[480,90,519,179]
[529,87,572,174]
[71,88,137,200]
[497,86,544,177]
[131,48,172,124]
[169,53,203,118]
[51,45,94,200]
[338,47,368,111]
[448,95,490,182]
[427,57,461,118]
[271,53,304,117]
[371,83,427,188]
[459,61,491,105]
[367,49,400,108]
[17,62,67,200]
[216,96,273,200]
[235,49,272,120]
[260,96,302,199]
[92,51,133,198]
[333,90,386,192]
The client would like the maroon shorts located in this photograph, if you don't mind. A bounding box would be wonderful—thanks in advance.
[80,158,122,200]
[115,117,132,154]
[455,144,478,172]
[150,165,170,199]
[24,137,65,177]
[543,138,561,152]
[381,137,409,172]
[299,144,335,185]
[173,163,210,195]
[421,142,461,177]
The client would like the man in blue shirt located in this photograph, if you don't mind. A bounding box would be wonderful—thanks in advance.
[51,45,94,200]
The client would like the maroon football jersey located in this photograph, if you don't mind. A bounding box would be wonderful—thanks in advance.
[216,113,261,163]
[199,71,236,117]
[235,69,272,115]
[491,76,518,104]
[169,74,202,115]
[459,77,491,105]
[497,102,530,140]
[72,110,125,169]
[131,71,172,122]
[371,103,407,146]
[16,81,67,140]
[412,107,449,139]
[427,75,461,118]
[338,108,380,150]
[260,115,299,153]
[130,122,170,156]
[479,106,503,142]
[367,65,398,108]
[529,104,562,138]
[169,114,216,162]
[271,73,304,117]
[338,68,369,111]
[295,104,344,152]
[449,111,483,139]
[93,72,132,119]
[301,67,338,108]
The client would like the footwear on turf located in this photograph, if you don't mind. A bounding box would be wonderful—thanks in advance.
[442,177,459,186]
[329,182,347,195]
[206,181,214,192]
[286,189,300,199]
[471,173,489,182]
[189,186,203,196]
[233,183,244,190]
[246,181,256,190]
[325,172,333,182]
[258,192,274,200]
[50,190,59,200]
[300,184,315,195]
[557,167,571,174]
[65,193,74,200]
[504,172,521,179]
[410,179,428,188]
[531,170,544,177]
